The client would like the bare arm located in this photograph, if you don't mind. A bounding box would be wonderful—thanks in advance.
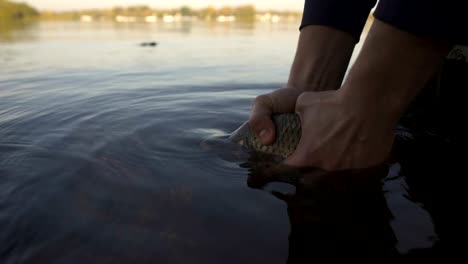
[341,19,451,124]
[249,25,356,145]
[287,25,356,91]
[285,19,451,170]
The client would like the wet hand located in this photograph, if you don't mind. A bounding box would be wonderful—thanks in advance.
[248,88,302,145]
[285,90,397,171]
[247,26,356,148]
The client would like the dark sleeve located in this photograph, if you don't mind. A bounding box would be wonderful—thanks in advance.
[374,0,467,45]
[300,0,378,41]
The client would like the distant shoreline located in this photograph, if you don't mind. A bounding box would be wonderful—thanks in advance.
[2,0,376,28]
[37,5,303,24]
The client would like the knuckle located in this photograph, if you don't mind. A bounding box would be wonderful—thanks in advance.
[296,92,308,106]
[248,115,263,129]
[253,94,272,108]
[295,92,317,113]
[295,94,306,113]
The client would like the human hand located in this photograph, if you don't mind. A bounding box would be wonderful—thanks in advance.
[248,25,356,147]
[284,90,397,171]
[282,19,449,171]
[248,87,302,145]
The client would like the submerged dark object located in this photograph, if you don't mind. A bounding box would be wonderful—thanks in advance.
[140,42,158,47]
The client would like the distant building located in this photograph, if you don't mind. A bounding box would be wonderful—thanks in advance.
[216,15,236,22]
[80,15,93,22]
[162,14,180,23]
[161,14,194,23]
[256,13,281,23]
[271,15,280,23]
[115,15,137,23]
[145,16,157,23]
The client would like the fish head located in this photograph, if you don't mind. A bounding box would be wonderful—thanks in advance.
[228,121,255,148]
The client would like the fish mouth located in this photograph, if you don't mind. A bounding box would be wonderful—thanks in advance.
[227,121,250,143]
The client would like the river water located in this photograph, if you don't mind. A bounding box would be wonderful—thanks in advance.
[0,20,462,263]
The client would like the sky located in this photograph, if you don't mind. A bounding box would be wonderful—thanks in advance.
[20,0,305,11]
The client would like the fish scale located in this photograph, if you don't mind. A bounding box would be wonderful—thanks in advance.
[228,113,302,159]
[228,112,415,160]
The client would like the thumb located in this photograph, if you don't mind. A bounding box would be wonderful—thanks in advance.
[250,115,276,145]
[249,88,303,145]
[249,94,276,145]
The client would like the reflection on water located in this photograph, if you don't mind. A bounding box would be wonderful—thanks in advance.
[0,20,301,85]
[246,164,399,262]
[240,126,463,262]
[0,20,464,263]
[0,19,37,42]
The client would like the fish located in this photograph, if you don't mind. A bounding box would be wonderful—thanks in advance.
[228,113,301,159]
[228,112,416,161]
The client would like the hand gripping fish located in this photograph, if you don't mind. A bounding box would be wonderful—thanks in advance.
[228,112,413,160]
[228,113,302,159]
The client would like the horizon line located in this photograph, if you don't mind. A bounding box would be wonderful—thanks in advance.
[29,4,303,13]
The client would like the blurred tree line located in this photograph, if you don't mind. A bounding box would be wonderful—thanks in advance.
[39,4,301,21]
[0,0,39,36]
[0,0,38,21]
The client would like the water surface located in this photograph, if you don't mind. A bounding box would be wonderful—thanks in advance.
[0,20,460,263]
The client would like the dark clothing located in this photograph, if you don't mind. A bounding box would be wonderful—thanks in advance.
[300,0,375,41]
[300,0,467,44]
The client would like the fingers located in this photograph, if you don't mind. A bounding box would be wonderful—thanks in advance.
[285,92,317,161]
[249,88,303,145]
[249,94,276,145]
[284,91,325,168]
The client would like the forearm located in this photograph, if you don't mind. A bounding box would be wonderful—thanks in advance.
[340,19,451,124]
[287,0,378,92]
[287,25,356,91]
